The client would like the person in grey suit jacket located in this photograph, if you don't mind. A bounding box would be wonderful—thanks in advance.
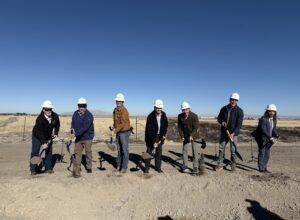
[253,104,280,173]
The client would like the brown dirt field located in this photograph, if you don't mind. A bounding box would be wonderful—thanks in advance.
[0,141,299,220]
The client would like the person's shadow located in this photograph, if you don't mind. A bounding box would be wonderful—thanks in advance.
[97,151,117,170]
[245,199,284,220]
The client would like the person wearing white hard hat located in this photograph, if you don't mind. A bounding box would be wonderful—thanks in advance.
[216,93,244,172]
[144,99,168,174]
[177,101,201,175]
[71,98,94,177]
[252,104,279,173]
[30,100,60,175]
[111,93,131,173]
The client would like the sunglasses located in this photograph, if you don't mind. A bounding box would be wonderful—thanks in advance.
[43,108,52,112]
[78,104,87,108]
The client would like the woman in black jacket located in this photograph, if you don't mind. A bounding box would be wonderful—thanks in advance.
[144,99,168,173]
[254,104,279,173]
[30,100,60,175]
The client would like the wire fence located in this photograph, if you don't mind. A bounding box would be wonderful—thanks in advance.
[0,115,299,145]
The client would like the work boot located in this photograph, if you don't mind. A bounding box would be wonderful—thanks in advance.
[215,165,223,172]
[120,169,127,174]
[87,169,92,173]
[181,165,188,173]
[230,165,236,173]
[113,167,120,172]
[31,171,37,176]
[155,167,163,173]
[45,169,54,174]
[72,171,80,178]
[192,167,199,176]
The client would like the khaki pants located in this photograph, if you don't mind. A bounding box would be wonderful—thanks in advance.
[73,140,92,175]
[183,141,200,169]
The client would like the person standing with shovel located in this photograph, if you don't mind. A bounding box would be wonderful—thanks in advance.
[144,99,168,174]
[253,104,279,173]
[110,93,131,174]
[178,102,201,175]
[215,93,244,172]
[30,100,60,175]
[71,98,94,178]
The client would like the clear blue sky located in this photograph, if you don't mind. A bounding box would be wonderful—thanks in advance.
[0,0,299,116]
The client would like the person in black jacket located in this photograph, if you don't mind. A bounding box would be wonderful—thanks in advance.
[253,104,279,173]
[216,93,244,172]
[30,100,60,175]
[178,101,201,174]
[144,99,168,173]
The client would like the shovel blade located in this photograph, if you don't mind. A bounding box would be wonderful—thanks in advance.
[30,156,42,165]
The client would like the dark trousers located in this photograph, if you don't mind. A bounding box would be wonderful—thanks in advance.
[30,135,53,172]
[145,143,163,173]
[258,143,272,171]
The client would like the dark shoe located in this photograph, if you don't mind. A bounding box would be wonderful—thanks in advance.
[31,171,37,176]
[181,165,188,173]
[72,171,81,178]
[264,169,271,173]
[156,168,163,173]
[87,169,92,173]
[259,169,265,173]
[45,170,54,174]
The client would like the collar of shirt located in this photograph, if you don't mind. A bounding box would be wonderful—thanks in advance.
[44,114,52,123]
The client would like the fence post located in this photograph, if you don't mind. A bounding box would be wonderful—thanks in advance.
[22,116,26,141]
[135,116,138,142]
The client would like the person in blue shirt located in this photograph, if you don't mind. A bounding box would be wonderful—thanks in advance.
[71,98,94,178]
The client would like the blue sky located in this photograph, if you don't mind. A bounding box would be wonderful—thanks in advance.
[0,0,299,116]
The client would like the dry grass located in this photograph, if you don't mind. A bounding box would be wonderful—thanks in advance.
[0,115,299,143]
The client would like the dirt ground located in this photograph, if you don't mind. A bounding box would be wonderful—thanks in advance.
[0,141,299,220]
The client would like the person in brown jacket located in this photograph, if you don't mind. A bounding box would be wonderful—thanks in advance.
[178,101,201,174]
[110,93,131,173]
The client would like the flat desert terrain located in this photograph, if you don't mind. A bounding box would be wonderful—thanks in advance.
[0,116,299,219]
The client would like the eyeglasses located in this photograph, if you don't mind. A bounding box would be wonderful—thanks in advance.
[43,108,52,112]
[78,104,87,108]
[230,99,238,102]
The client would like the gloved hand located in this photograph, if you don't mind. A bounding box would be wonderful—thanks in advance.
[189,136,194,142]
[154,142,158,148]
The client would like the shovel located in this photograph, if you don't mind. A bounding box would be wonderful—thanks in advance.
[226,130,243,161]
[30,139,52,165]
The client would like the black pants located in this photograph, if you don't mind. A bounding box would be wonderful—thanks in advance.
[145,142,163,173]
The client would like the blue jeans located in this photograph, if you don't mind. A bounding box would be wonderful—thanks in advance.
[30,136,53,172]
[258,143,272,171]
[116,131,130,169]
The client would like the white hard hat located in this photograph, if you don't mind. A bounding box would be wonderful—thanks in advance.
[41,100,53,109]
[230,93,240,100]
[114,93,125,102]
[181,101,191,110]
[78,98,87,104]
[154,99,164,108]
[266,104,277,112]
